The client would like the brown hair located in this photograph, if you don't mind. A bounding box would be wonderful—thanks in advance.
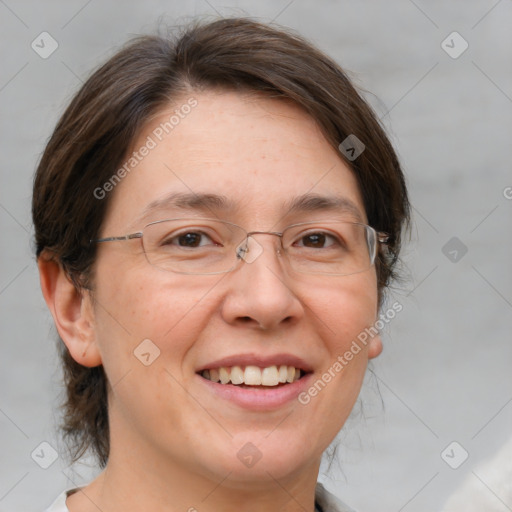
[32,17,410,468]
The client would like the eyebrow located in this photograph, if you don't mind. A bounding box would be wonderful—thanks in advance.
[283,193,364,223]
[135,192,238,224]
[135,191,364,224]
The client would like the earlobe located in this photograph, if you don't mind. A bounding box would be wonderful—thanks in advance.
[38,253,102,368]
[367,334,383,360]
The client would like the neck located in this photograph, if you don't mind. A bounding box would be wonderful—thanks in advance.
[69,434,322,512]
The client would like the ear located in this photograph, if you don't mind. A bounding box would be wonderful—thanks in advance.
[367,333,383,360]
[38,253,102,367]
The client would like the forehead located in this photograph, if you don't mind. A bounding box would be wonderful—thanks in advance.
[103,90,366,231]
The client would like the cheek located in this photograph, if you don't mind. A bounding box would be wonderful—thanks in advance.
[92,263,223,368]
[315,271,379,351]
[293,273,379,447]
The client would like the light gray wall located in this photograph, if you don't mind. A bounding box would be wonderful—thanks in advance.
[1,1,511,511]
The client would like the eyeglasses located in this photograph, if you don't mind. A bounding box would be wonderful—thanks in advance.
[90,218,388,276]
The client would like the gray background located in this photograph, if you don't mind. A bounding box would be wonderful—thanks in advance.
[1,1,511,511]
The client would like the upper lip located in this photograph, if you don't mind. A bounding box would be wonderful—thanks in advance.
[196,353,314,373]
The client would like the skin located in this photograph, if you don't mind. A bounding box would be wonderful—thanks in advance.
[39,90,382,512]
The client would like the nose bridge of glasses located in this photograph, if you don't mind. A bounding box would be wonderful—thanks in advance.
[246,230,283,241]
[236,230,283,264]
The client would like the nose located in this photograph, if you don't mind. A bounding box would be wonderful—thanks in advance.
[220,235,304,330]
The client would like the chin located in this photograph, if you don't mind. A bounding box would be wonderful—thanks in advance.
[196,432,320,487]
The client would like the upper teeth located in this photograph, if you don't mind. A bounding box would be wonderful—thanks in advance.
[201,365,302,386]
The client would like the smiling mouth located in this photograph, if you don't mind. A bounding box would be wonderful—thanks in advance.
[198,365,307,387]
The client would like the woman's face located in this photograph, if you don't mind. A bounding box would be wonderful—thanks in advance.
[88,90,382,485]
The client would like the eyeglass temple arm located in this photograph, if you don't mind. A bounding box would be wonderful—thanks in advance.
[90,233,143,244]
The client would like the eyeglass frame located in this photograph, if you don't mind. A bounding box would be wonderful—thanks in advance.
[90,217,390,276]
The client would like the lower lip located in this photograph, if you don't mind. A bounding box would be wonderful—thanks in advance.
[196,373,314,411]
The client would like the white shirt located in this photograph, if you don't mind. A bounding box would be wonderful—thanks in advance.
[43,482,356,512]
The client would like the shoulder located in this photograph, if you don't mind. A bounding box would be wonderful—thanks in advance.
[315,482,358,512]
[43,487,82,512]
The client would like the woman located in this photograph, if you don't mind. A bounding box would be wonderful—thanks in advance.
[34,17,409,512]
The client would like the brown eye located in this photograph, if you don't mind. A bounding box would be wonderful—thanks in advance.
[177,232,203,247]
[297,232,337,249]
[163,231,216,248]
[303,233,325,247]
